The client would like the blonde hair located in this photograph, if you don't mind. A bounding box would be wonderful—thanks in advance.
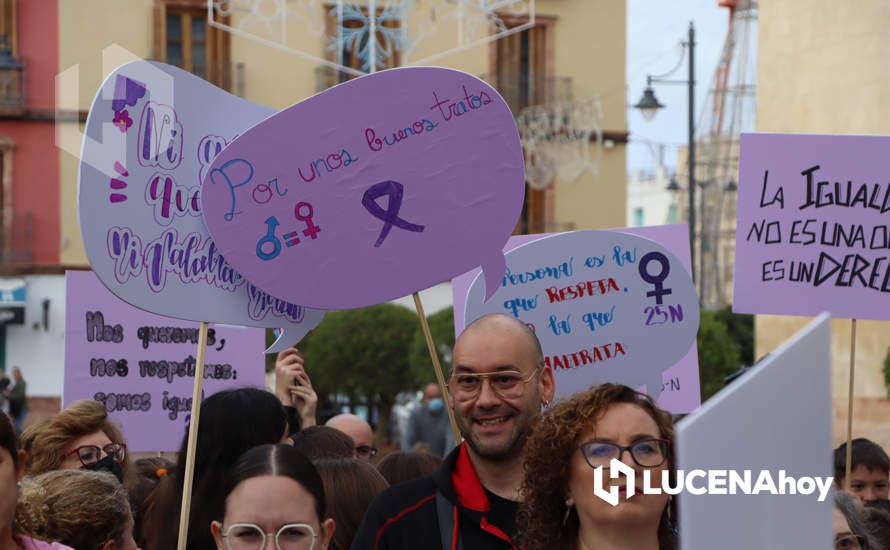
[14,469,132,549]
[21,399,128,476]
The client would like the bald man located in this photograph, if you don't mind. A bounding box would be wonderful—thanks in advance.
[326,413,377,462]
[352,314,555,550]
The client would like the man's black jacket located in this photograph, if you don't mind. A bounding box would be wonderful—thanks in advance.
[351,443,519,550]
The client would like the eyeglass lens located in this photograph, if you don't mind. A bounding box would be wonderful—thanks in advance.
[450,371,530,400]
[77,443,125,465]
[581,440,667,468]
[225,523,316,550]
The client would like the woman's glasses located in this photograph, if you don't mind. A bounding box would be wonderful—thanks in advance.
[222,523,318,550]
[63,443,127,467]
[578,438,671,469]
[836,534,869,550]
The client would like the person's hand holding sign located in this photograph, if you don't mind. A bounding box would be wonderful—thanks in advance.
[275,348,317,428]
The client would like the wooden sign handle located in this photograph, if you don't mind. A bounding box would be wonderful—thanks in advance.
[412,292,461,443]
[176,321,209,550]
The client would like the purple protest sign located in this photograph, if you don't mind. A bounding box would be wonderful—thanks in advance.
[200,67,524,309]
[455,227,700,407]
[63,271,266,452]
[734,133,890,319]
[78,61,324,352]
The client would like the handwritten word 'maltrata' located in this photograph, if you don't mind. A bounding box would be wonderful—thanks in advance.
[543,342,627,370]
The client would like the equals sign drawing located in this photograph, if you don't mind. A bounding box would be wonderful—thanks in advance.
[283,231,300,247]
[109,161,128,203]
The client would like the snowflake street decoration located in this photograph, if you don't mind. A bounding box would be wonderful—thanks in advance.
[516,96,605,190]
[208,0,534,77]
[329,3,407,73]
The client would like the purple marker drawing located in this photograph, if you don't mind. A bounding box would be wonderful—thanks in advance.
[201,67,525,309]
[79,60,325,352]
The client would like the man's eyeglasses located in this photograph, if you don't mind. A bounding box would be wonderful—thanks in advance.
[63,443,127,467]
[221,523,318,550]
[578,438,671,469]
[356,445,378,460]
[447,369,539,402]
[836,534,869,550]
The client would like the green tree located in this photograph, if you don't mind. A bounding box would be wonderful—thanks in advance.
[300,304,421,438]
[409,307,455,386]
[714,306,755,365]
[697,309,743,401]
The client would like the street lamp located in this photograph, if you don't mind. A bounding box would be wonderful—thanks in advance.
[634,87,664,122]
[634,21,696,285]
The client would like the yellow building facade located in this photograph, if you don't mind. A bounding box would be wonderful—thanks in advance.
[756,0,890,448]
[57,0,627,265]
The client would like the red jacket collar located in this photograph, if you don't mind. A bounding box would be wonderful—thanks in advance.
[451,442,490,512]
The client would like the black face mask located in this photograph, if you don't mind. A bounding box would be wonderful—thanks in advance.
[82,454,124,483]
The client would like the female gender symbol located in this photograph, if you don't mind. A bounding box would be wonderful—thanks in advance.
[361,180,425,248]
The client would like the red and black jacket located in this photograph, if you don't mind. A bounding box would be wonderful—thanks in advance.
[351,443,518,550]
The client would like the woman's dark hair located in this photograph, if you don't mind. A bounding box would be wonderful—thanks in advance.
[128,457,175,548]
[376,451,441,486]
[224,444,327,522]
[314,458,388,550]
[142,387,288,550]
[0,413,17,466]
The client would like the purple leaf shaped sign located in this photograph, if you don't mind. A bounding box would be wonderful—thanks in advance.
[200,67,524,309]
[78,61,324,352]
[462,230,701,402]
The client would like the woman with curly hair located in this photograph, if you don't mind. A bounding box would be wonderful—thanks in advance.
[517,383,677,550]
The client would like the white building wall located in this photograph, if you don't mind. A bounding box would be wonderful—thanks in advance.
[626,169,678,227]
[5,275,67,396]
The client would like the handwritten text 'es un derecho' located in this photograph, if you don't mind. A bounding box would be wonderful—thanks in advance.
[499,255,627,371]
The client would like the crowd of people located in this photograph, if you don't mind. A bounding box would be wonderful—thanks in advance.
[1,313,889,549]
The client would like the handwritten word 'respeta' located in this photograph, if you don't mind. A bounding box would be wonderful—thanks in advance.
[543,342,627,370]
[502,258,575,287]
[361,181,425,247]
[545,278,620,304]
[799,165,890,213]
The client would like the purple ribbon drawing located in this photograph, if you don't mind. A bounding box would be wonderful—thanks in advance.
[361,180,425,247]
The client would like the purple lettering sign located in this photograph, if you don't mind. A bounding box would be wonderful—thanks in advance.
[734,133,890,319]
[456,227,700,405]
[200,67,524,309]
[63,271,266,452]
[78,61,324,351]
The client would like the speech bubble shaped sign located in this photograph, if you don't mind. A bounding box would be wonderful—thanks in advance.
[78,61,324,352]
[463,230,700,401]
[200,67,524,309]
